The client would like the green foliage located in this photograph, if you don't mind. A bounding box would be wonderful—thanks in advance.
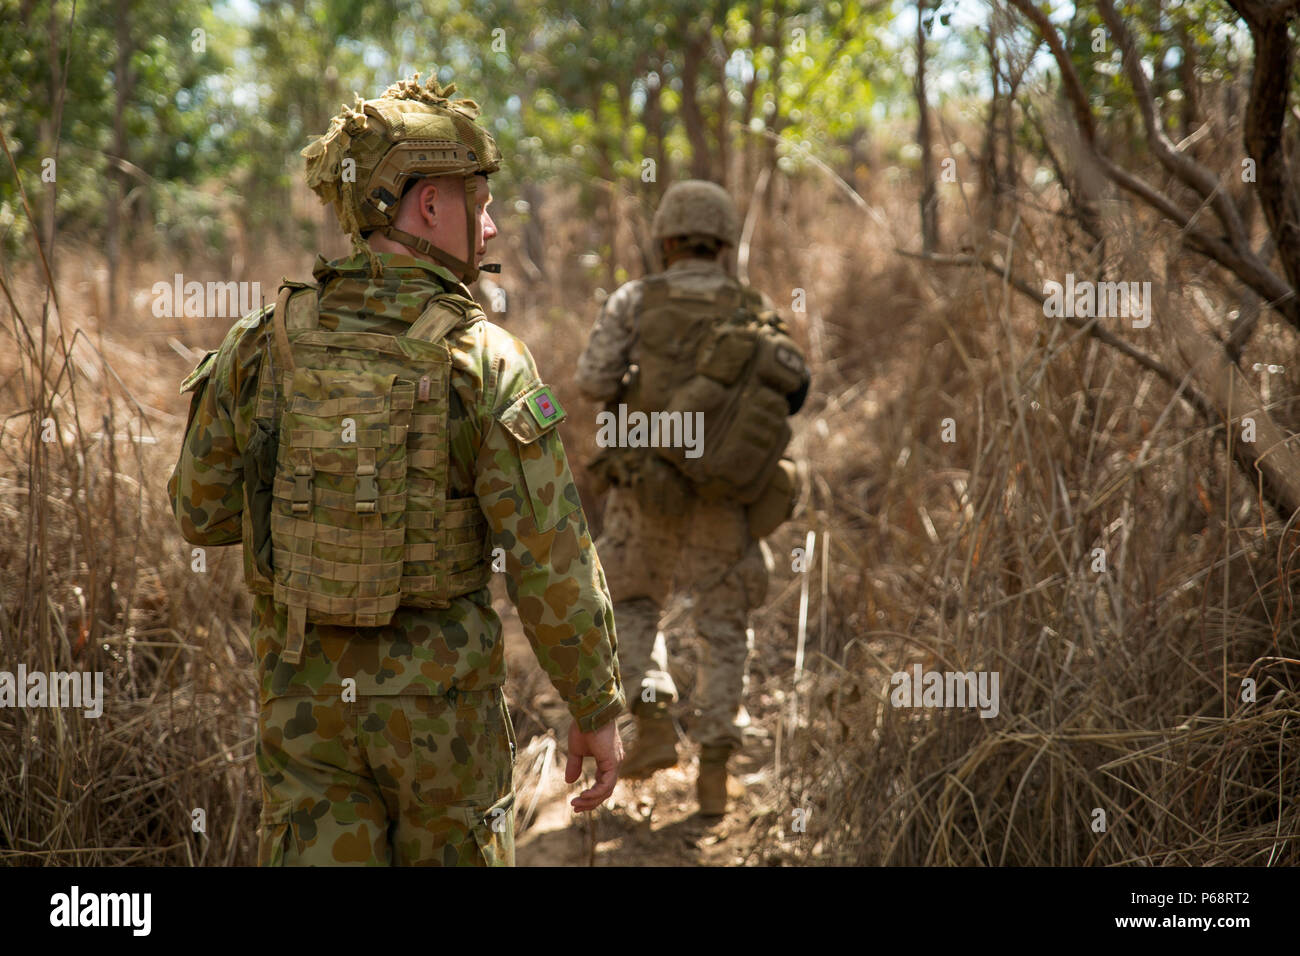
[0,0,236,258]
[1060,0,1249,142]
[25,0,1256,264]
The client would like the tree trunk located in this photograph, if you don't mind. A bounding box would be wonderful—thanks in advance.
[41,0,63,275]
[761,0,786,217]
[916,0,939,252]
[1232,0,1300,301]
[1175,20,1200,141]
[680,22,714,180]
[644,64,669,200]
[107,0,132,325]
[713,13,731,187]
[1168,293,1300,522]
[979,22,1001,222]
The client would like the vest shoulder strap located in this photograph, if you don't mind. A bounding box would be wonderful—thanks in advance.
[270,281,320,373]
[407,293,483,343]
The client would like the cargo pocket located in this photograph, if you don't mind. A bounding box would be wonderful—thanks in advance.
[257,798,296,867]
[463,791,515,867]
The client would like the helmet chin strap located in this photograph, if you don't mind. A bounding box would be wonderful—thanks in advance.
[381,175,500,283]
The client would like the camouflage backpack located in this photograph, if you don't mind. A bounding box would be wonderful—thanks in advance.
[625,272,807,505]
[243,281,492,664]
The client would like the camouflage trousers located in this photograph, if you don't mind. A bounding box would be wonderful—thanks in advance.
[596,487,767,750]
[255,686,516,866]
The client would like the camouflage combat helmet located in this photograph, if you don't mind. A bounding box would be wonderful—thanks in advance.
[301,71,502,281]
[651,179,740,246]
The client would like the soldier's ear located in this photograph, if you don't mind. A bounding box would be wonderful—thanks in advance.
[412,179,440,227]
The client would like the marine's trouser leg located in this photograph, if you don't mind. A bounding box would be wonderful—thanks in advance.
[613,597,678,714]
[691,578,753,751]
[686,507,769,752]
[595,486,681,715]
[256,688,516,866]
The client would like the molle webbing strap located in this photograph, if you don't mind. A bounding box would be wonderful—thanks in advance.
[258,286,320,423]
[273,285,297,375]
[270,512,404,548]
[272,284,303,663]
[271,547,405,584]
[274,582,402,623]
[284,605,306,664]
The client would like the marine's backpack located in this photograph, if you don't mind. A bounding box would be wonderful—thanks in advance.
[244,281,492,664]
[625,271,808,505]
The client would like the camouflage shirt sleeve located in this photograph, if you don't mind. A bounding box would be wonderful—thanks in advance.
[167,309,269,545]
[474,326,625,733]
[574,280,642,402]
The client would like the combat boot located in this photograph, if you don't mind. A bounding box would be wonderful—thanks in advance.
[620,706,679,779]
[696,744,734,817]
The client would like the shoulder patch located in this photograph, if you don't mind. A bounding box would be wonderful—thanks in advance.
[179,349,219,395]
[498,383,567,444]
[527,385,564,427]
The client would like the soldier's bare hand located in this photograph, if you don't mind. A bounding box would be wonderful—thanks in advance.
[566,718,623,812]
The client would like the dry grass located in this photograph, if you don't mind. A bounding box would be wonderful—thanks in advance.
[2,136,1297,866]
[0,243,262,864]
[768,170,1300,866]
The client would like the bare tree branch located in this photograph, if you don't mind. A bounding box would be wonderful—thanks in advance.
[1227,0,1300,300]
[898,248,1184,384]
[901,247,1300,519]
[1096,0,1251,251]
[1004,0,1300,331]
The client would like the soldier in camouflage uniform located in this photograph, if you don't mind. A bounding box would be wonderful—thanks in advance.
[575,180,808,817]
[169,73,624,865]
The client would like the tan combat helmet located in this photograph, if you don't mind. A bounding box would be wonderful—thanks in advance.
[651,179,740,247]
[301,71,502,281]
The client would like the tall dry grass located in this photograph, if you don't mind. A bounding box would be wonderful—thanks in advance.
[0,240,264,864]
[770,165,1300,866]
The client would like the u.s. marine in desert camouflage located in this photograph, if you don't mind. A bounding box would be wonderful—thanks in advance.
[576,179,808,818]
[578,256,768,784]
[169,73,624,866]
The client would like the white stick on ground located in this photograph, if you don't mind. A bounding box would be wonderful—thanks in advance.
[790,529,817,731]
[794,529,816,682]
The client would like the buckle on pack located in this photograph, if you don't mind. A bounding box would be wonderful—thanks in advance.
[292,465,313,513]
[355,463,378,513]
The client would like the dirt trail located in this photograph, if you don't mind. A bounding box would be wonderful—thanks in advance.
[498,592,800,867]
[498,361,908,867]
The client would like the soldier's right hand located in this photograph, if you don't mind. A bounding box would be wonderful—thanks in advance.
[565,718,624,813]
